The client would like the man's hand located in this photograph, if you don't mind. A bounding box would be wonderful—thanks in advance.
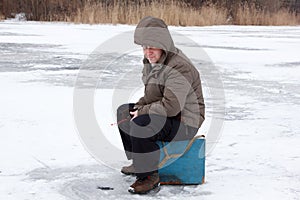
[130,110,138,120]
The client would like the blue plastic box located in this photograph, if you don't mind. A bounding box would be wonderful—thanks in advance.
[157,136,205,185]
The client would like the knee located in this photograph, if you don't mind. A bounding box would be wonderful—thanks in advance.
[117,104,128,112]
[131,114,151,126]
[117,103,136,113]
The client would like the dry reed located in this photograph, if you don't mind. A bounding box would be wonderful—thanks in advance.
[70,0,229,26]
[234,3,300,25]
[1,0,300,26]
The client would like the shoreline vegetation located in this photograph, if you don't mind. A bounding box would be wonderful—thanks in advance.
[1,0,300,26]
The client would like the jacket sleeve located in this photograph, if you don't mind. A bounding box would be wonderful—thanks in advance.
[134,96,146,110]
[133,63,149,110]
[137,65,191,117]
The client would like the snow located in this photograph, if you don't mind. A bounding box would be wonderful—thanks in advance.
[0,20,300,199]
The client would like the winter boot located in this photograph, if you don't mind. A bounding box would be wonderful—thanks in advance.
[128,172,160,194]
[121,164,135,175]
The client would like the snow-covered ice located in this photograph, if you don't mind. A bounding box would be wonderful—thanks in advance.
[0,21,300,199]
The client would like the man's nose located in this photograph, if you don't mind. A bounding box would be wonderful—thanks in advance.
[145,48,153,54]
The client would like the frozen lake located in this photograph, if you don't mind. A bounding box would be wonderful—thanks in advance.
[0,21,300,199]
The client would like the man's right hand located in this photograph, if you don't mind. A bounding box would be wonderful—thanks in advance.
[130,110,138,120]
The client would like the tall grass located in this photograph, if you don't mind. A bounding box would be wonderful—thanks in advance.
[1,0,300,26]
[71,0,228,26]
[234,3,300,25]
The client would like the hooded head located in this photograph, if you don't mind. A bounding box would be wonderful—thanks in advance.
[134,16,176,54]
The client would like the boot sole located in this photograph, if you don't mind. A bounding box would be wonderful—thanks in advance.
[121,171,136,176]
[128,182,160,194]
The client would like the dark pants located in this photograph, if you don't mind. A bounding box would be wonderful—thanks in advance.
[117,103,198,179]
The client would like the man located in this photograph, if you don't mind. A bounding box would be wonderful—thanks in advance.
[117,16,205,194]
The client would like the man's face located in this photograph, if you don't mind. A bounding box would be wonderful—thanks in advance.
[143,46,163,63]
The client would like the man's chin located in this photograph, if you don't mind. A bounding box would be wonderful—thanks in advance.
[149,59,157,63]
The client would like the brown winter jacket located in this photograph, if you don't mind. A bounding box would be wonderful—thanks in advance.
[133,16,205,129]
